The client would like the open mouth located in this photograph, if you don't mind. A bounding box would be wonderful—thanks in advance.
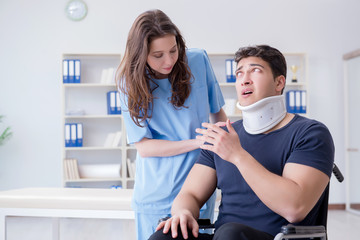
[243,90,253,95]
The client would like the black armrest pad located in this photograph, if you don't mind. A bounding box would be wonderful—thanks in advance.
[197,219,215,229]
[281,224,325,235]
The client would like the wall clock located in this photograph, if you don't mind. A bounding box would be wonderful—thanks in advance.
[65,0,88,21]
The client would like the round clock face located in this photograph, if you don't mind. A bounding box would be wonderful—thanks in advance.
[65,0,88,21]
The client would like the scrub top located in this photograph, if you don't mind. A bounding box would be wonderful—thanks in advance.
[120,48,225,214]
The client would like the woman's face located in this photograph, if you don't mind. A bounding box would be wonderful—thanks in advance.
[147,34,179,79]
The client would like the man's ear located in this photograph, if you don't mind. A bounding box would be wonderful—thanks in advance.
[275,75,286,92]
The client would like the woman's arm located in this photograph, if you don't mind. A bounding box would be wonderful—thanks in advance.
[135,138,203,158]
[210,108,228,124]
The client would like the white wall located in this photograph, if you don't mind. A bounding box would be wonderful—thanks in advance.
[1,0,359,203]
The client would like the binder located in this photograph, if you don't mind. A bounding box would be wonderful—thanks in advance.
[68,60,75,83]
[76,123,83,147]
[70,123,77,147]
[65,123,71,147]
[301,90,307,114]
[74,59,81,83]
[63,60,69,83]
[295,90,301,113]
[107,91,117,114]
[225,59,235,82]
[115,91,121,114]
[286,90,295,113]
[232,59,237,81]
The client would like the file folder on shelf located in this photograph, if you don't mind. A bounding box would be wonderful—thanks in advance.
[74,59,81,83]
[64,123,71,147]
[286,90,295,113]
[225,59,236,82]
[301,90,307,114]
[68,60,75,83]
[76,123,83,147]
[70,123,77,147]
[295,91,301,113]
[115,92,121,114]
[63,60,69,83]
[107,91,121,114]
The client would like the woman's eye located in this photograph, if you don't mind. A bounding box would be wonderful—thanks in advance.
[153,54,162,58]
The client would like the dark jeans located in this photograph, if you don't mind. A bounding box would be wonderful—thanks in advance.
[149,222,274,240]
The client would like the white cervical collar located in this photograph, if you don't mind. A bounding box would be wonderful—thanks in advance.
[237,95,287,135]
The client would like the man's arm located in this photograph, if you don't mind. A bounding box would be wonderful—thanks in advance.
[196,120,330,223]
[157,164,217,239]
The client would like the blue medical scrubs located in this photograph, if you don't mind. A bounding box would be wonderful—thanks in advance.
[120,48,225,240]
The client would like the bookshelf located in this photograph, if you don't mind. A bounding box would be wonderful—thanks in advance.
[62,53,135,189]
[61,52,307,189]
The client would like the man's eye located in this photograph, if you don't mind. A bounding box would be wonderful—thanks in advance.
[253,68,261,72]
[236,72,242,77]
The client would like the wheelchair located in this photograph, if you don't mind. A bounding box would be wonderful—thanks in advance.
[159,163,344,240]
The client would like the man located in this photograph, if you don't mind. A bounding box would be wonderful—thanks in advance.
[149,45,334,240]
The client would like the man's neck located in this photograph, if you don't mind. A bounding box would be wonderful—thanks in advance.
[263,113,294,134]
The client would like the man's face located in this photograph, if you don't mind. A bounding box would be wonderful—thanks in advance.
[235,56,284,107]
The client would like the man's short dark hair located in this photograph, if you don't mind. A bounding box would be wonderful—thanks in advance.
[235,45,287,80]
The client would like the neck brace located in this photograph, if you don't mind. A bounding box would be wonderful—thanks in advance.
[237,95,286,134]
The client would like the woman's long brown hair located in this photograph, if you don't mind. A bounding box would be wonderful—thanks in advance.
[116,9,192,127]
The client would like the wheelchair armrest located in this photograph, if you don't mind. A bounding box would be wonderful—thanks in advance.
[197,218,215,229]
[274,224,327,240]
[280,224,325,235]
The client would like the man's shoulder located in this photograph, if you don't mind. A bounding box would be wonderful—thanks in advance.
[292,115,329,131]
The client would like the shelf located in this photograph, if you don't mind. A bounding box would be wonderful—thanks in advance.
[65,147,122,151]
[65,178,123,183]
[63,83,117,88]
[65,115,122,119]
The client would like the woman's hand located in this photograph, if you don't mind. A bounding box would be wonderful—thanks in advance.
[195,119,243,164]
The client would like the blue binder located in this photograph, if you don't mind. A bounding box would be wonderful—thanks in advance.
[68,60,75,83]
[115,92,121,114]
[63,60,69,83]
[65,123,71,147]
[231,59,237,82]
[295,90,301,113]
[300,90,307,114]
[225,59,236,82]
[286,90,295,113]
[76,123,83,147]
[107,91,117,114]
[74,59,81,83]
[70,123,77,147]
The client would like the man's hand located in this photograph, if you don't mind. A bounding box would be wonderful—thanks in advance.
[156,210,199,239]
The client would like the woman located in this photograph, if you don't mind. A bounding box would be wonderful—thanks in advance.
[116,9,227,240]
